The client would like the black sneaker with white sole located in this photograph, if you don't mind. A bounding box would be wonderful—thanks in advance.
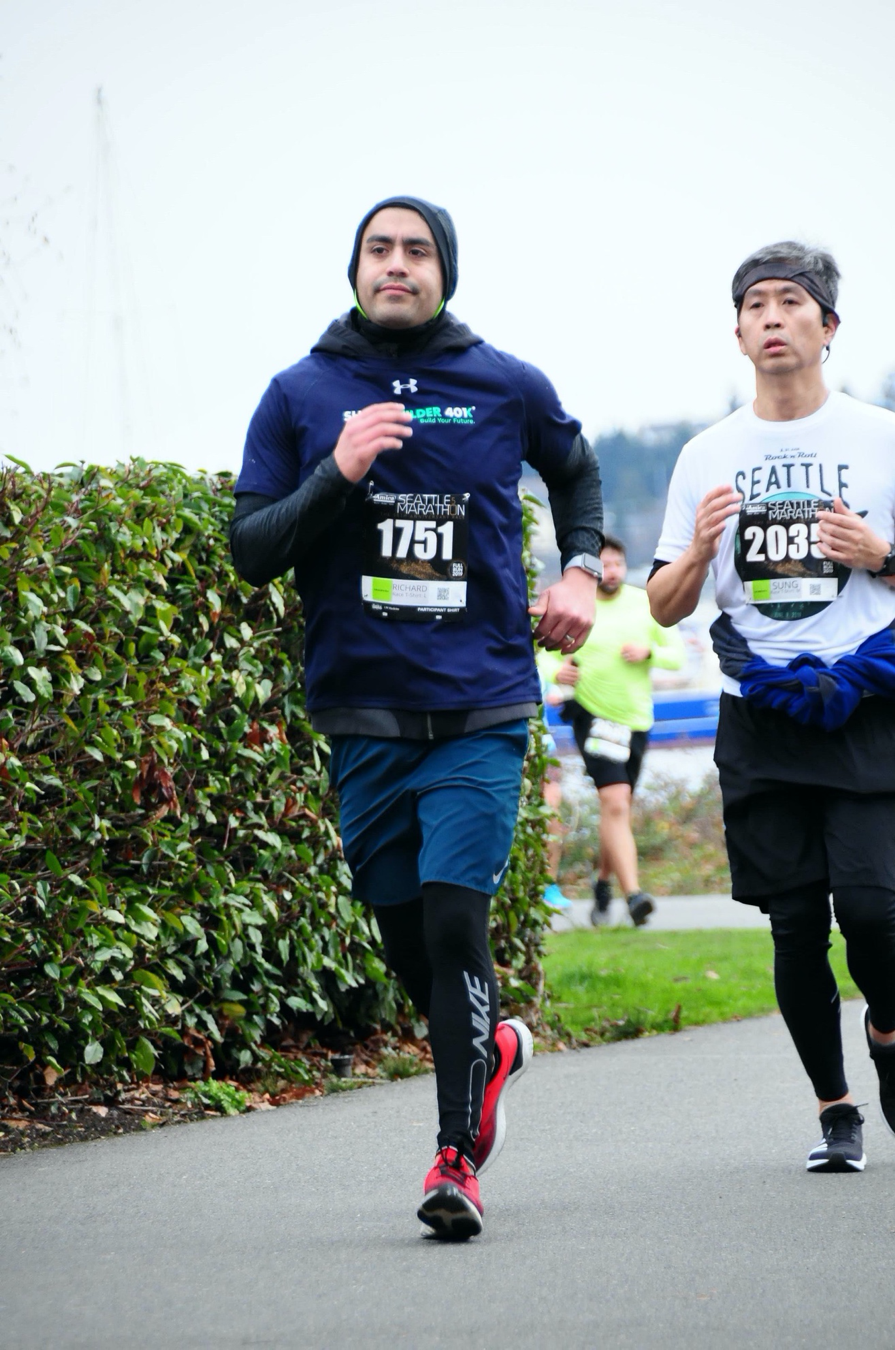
[591,878,612,926]
[862,1005,895,1139]
[593,877,612,911]
[806,1103,866,1172]
[627,891,655,927]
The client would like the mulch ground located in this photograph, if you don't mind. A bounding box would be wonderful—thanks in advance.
[0,1031,435,1155]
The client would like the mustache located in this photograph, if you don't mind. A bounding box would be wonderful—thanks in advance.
[374,277,420,295]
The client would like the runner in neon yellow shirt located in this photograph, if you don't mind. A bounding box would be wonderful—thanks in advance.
[547,535,685,926]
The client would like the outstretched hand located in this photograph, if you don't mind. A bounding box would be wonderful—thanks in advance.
[529,566,597,652]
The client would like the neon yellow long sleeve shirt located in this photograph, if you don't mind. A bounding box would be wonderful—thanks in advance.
[539,585,685,731]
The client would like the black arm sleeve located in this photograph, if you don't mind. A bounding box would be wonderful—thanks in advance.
[535,434,604,569]
[229,454,355,588]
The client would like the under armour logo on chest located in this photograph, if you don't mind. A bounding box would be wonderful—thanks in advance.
[392,378,418,395]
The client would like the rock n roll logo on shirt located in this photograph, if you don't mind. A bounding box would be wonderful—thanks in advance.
[733,451,853,622]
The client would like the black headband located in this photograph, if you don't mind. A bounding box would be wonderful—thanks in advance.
[733,263,839,323]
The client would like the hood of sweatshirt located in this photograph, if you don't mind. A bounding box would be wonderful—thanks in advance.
[311,308,482,362]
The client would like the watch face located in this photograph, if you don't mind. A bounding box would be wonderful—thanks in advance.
[565,555,600,577]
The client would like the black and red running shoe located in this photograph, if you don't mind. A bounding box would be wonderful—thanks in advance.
[473,1017,533,1175]
[418,1146,483,1241]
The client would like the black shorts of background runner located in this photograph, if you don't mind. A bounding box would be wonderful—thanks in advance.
[714,693,895,905]
[563,700,647,791]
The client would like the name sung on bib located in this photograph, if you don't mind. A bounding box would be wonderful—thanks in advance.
[362,487,470,622]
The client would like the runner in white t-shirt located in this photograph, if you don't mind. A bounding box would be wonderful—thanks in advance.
[648,241,895,1174]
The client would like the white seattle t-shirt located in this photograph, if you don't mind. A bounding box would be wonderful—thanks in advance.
[656,391,895,696]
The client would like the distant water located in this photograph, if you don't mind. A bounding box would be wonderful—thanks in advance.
[641,741,717,791]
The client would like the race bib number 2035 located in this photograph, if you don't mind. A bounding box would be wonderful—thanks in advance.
[735,495,850,622]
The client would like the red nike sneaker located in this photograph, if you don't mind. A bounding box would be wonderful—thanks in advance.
[418,1146,483,1241]
[473,1017,533,1174]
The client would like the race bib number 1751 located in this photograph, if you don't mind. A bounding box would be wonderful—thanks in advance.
[361,488,470,622]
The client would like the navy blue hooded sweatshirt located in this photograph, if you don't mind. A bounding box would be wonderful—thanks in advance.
[232,308,602,728]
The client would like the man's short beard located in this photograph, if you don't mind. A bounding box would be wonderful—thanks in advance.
[598,579,620,595]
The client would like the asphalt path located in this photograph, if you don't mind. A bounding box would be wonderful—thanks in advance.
[2,1003,893,1348]
[551,894,768,931]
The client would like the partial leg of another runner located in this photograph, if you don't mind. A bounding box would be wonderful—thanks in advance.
[542,772,572,912]
[595,781,653,926]
[833,882,895,1146]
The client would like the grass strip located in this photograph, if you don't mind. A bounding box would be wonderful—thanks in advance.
[543,926,859,1041]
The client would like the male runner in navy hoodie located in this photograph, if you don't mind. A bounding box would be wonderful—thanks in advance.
[231,196,602,1239]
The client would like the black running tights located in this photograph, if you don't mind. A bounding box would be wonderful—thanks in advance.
[767,882,895,1102]
[374,883,497,1158]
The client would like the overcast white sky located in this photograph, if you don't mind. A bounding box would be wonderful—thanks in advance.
[3,0,895,475]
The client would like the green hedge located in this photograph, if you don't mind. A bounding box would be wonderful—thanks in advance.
[0,460,551,1087]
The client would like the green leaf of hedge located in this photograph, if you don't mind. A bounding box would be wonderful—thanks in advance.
[131,1036,156,1076]
[132,969,166,994]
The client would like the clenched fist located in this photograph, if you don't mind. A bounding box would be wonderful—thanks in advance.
[333,402,414,483]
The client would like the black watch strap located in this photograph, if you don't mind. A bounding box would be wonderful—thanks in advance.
[869,547,895,577]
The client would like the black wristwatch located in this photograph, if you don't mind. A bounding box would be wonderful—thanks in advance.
[868,547,895,578]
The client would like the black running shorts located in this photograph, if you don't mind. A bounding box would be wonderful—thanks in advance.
[722,784,895,903]
[565,701,647,791]
[715,692,895,904]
